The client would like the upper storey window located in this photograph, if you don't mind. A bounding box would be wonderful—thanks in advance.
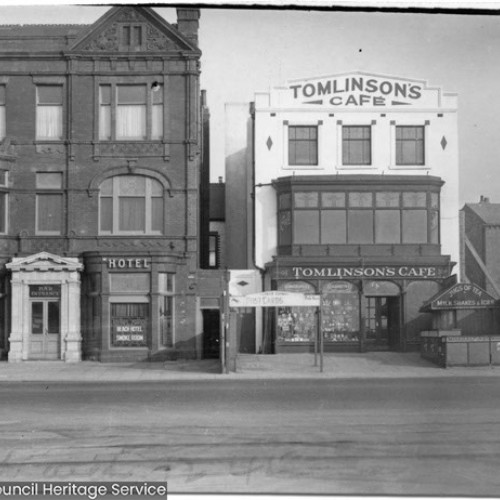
[0,86,5,140]
[396,126,424,165]
[288,126,318,166]
[36,86,63,140]
[342,126,371,165]
[122,25,143,49]
[99,84,163,141]
[99,175,164,235]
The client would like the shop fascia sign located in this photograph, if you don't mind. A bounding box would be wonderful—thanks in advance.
[284,265,449,279]
[103,257,150,269]
[288,73,426,107]
[229,291,321,308]
[429,283,498,310]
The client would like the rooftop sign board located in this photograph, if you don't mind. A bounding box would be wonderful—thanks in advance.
[286,72,445,108]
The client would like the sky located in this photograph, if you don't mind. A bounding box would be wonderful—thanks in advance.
[1,2,500,205]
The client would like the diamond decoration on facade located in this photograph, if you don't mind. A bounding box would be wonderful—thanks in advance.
[441,136,447,150]
[266,136,273,150]
[237,281,249,287]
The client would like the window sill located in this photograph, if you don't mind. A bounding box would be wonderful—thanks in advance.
[389,164,429,170]
[282,164,322,170]
[336,164,377,170]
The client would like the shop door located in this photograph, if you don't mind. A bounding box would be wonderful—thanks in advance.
[365,297,400,350]
[30,300,60,360]
[202,309,220,359]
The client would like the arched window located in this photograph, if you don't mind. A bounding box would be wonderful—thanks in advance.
[99,175,163,234]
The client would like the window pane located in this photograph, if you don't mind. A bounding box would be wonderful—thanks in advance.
[294,192,318,208]
[110,274,150,292]
[116,105,146,139]
[0,193,6,233]
[37,194,62,232]
[36,172,62,189]
[100,178,113,196]
[151,197,163,232]
[100,197,112,232]
[348,210,374,243]
[0,86,5,104]
[151,103,163,140]
[343,126,371,165]
[117,85,146,104]
[430,210,439,244]
[152,85,163,104]
[278,211,292,245]
[321,192,345,208]
[430,192,439,210]
[396,126,424,165]
[47,301,60,334]
[376,192,400,207]
[288,126,318,165]
[36,106,62,139]
[402,192,427,208]
[0,106,4,140]
[279,193,291,209]
[118,176,146,195]
[402,210,428,243]
[31,302,43,334]
[119,197,145,231]
[160,296,174,347]
[158,273,174,293]
[294,210,319,244]
[37,86,62,104]
[321,210,347,244]
[100,85,111,105]
[349,192,373,207]
[99,105,111,140]
[375,210,401,243]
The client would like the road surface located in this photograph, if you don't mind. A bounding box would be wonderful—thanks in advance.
[1,377,499,495]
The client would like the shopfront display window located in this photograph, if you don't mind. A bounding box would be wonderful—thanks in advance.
[277,281,317,342]
[111,303,148,347]
[321,281,360,342]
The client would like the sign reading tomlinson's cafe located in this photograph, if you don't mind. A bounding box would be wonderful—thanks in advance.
[276,265,451,280]
[288,73,439,108]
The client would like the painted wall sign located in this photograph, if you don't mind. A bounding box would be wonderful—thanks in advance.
[426,283,498,310]
[29,284,61,298]
[230,291,321,308]
[278,265,450,280]
[112,318,148,347]
[103,257,150,269]
[289,75,424,107]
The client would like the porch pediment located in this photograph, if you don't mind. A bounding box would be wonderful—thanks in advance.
[6,252,83,272]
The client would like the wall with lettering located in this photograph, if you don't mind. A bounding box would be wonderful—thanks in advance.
[247,72,459,271]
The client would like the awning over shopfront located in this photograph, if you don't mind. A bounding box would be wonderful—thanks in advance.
[420,282,499,312]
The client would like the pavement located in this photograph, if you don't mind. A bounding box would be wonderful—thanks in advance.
[0,351,500,381]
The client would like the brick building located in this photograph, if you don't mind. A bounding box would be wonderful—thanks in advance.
[0,6,221,362]
[226,72,460,354]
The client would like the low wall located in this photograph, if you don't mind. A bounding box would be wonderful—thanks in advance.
[421,330,500,367]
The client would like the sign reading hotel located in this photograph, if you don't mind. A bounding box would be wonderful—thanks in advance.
[112,319,148,346]
[230,291,321,308]
[278,265,451,280]
[288,73,436,107]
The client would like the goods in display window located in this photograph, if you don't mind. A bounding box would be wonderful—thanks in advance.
[277,307,317,342]
[321,281,360,343]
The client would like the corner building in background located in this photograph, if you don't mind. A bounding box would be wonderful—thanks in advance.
[0,6,218,362]
[225,72,459,354]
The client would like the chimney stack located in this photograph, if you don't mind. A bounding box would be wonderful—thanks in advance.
[176,9,200,47]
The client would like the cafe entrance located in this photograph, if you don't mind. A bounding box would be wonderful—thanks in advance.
[363,281,401,350]
[29,286,61,360]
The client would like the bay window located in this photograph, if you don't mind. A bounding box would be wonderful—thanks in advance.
[277,186,440,247]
